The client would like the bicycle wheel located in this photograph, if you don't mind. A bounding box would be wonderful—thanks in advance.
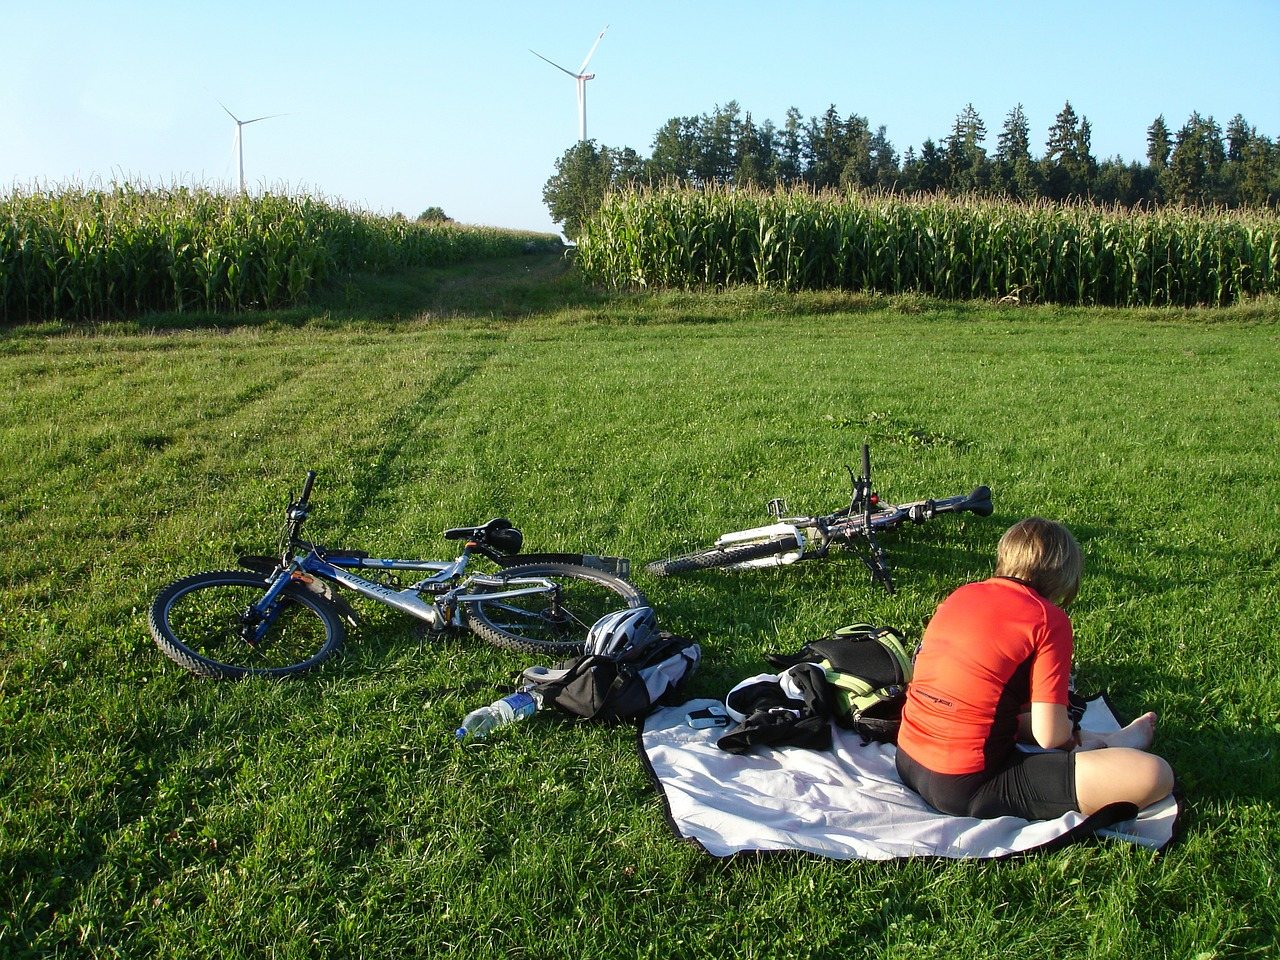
[149,570,346,679]
[643,535,801,577]
[463,561,646,657]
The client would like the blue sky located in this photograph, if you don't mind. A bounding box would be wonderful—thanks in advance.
[4,1,1278,234]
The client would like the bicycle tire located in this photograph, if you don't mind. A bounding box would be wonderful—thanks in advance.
[149,570,346,679]
[462,561,646,657]
[643,535,801,577]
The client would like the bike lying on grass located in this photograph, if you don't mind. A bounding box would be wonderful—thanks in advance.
[645,445,993,594]
[149,471,645,678]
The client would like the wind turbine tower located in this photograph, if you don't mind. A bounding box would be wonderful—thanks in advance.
[531,25,608,142]
[220,103,283,194]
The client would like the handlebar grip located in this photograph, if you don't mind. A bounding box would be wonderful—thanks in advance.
[861,444,871,483]
[299,470,317,505]
[920,486,993,518]
[966,486,994,517]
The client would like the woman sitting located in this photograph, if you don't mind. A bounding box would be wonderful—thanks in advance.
[896,517,1174,822]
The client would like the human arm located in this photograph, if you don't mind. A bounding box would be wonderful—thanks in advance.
[1029,701,1078,750]
[1027,600,1076,749]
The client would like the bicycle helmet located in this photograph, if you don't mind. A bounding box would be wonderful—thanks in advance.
[584,606,659,658]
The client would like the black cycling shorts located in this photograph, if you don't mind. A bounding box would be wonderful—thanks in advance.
[896,745,1079,821]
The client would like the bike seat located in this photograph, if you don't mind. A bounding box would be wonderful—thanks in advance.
[443,517,511,540]
[443,518,524,554]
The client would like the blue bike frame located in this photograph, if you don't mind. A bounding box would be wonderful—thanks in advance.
[245,544,558,644]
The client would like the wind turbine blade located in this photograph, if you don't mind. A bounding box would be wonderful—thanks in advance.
[218,100,241,123]
[530,49,579,79]
[577,25,608,74]
[243,113,286,125]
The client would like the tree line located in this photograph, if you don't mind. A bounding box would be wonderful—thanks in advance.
[543,101,1280,237]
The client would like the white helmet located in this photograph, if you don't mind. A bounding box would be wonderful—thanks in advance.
[585,606,659,658]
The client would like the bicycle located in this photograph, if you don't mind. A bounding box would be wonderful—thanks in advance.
[149,471,645,678]
[644,445,993,594]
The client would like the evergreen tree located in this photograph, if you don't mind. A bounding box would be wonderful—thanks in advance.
[996,104,1036,198]
[996,104,1031,163]
[734,112,775,188]
[1165,112,1226,204]
[1237,135,1277,206]
[805,105,847,189]
[1225,113,1251,163]
[899,145,919,192]
[695,102,742,185]
[1042,101,1094,199]
[771,107,805,186]
[945,103,988,191]
[869,125,900,189]
[1146,115,1172,169]
[915,138,947,193]
[837,113,873,190]
[1093,157,1156,207]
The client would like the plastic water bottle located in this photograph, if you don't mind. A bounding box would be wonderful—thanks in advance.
[455,689,543,741]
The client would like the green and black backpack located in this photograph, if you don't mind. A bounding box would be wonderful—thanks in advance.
[765,623,915,743]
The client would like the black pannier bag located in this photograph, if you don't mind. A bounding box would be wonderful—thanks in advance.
[521,633,701,723]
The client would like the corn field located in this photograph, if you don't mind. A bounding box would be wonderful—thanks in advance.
[576,186,1280,307]
[0,185,559,323]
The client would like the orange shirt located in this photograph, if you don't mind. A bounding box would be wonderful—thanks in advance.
[897,577,1073,774]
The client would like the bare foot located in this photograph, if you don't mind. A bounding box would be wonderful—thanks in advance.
[1107,711,1157,750]
[1077,711,1158,751]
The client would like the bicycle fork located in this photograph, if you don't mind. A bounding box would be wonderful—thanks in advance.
[239,570,302,647]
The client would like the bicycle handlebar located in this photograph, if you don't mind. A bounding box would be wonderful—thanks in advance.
[299,470,317,507]
[902,486,992,523]
[942,485,993,517]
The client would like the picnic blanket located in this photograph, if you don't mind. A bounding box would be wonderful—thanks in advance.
[640,694,1179,859]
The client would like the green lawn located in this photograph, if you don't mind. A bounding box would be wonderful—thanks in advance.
[1,258,1277,958]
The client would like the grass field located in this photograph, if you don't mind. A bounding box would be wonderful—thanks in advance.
[1,255,1278,958]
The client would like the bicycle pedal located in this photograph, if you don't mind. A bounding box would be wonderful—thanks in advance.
[767,498,788,519]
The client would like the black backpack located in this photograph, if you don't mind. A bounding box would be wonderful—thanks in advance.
[767,623,914,743]
[521,633,701,723]
[717,623,913,753]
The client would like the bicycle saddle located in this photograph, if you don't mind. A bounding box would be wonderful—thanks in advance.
[443,518,524,554]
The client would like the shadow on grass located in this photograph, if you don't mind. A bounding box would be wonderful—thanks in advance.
[6,258,1274,338]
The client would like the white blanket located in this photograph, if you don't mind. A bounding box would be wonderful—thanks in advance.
[640,695,1179,859]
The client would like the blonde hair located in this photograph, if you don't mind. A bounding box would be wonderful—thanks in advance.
[994,517,1082,606]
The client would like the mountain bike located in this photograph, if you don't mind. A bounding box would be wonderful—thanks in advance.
[149,471,644,678]
[644,445,992,594]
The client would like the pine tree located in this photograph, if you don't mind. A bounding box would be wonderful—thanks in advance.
[1147,116,1172,170]
[1042,101,1094,199]
[1237,135,1276,206]
[996,104,1035,198]
[869,125,900,189]
[771,107,805,186]
[1165,112,1226,205]
[945,103,988,191]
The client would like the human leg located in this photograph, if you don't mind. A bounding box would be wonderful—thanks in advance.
[1073,746,1174,815]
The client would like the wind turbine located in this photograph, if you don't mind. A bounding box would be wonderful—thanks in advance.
[220,102,284,194]
[530,25,608,142]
